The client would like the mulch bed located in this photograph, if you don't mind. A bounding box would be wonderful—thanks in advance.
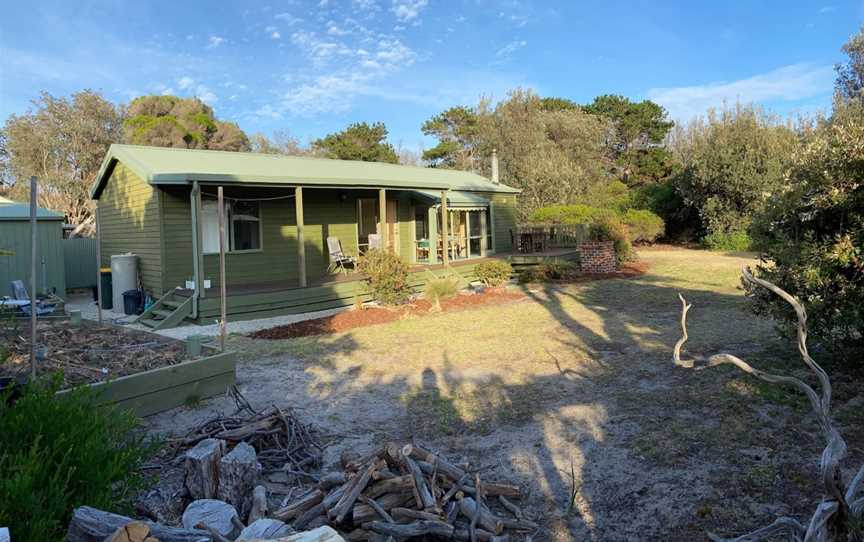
[1,319,188,387]
[250,288,527,340]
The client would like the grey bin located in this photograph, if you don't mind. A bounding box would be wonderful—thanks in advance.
[110,253,138,312]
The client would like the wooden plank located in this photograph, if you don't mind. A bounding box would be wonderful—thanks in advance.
[108,371,235,417]
[152,295,193,330]
[440,191,449,265]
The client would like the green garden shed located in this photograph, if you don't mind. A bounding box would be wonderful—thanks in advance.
[0,196,66,298]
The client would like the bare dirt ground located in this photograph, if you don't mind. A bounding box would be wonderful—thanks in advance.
[145,248,864,541]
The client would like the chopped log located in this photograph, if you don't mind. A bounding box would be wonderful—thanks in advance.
[352,492,413,524]
[458,497,503,535]
[364,475,413,499]
[409,446,466,481]
[340,449,361,469]
[66,507,210,542]
[344,445,385,471]
[218,442,258,516]
[294,503,326,530]
[451,481,520,499]
[104,521,153,542]
[498,517,538,531]
[343,529,371,542]
[445,502,459,524]
[363,520,455,538]
[181,499,240,540]
[372,468,396,481]
[236,518,293,541]
[390,508,443,522]
[497,496,523,520]
[453,528,498,542]
[248,485,269,524]
[272,488,324,521]
[400,447,436,510]
[184,438,226,500]
[193,522,231,542]
[330,459,384,523]
[262,525,345,542]
[359,496,394,523]
[322,483,348,511]
[319,472,348,490]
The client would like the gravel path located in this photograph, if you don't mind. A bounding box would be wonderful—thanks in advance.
[65,293,348,339]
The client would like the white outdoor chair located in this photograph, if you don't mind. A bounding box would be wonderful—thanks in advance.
[327,236,356,274]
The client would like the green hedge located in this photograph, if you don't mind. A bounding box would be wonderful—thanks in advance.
[529,204,665,245]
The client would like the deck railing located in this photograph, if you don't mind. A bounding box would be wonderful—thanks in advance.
[514,223,590,250]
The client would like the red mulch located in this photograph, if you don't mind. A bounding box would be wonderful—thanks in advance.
[249,261,650,340]
[249,289,526,340]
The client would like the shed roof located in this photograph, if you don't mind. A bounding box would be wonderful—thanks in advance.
[91,144,519,199]
[0,199,65,221]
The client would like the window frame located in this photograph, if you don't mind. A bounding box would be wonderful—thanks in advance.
[202,199,264,255]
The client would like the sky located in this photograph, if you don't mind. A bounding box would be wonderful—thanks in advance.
[1,1,863,152]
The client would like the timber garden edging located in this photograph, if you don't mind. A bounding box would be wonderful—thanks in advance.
[57,345,236,417]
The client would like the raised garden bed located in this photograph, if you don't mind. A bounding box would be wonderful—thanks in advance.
[249,288,527,340]
[1,319,235,416]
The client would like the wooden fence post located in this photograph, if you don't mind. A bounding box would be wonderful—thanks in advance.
[29,177,38,379]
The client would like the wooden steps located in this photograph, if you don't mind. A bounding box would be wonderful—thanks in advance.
[138,290,193,330]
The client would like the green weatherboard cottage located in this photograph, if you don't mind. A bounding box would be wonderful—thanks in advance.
[90,144,520,329]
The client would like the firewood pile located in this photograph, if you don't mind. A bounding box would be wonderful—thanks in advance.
[169,388,324,477]
[273,442,538,541]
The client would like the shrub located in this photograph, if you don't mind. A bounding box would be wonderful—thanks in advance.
[424,276,460,310]
[701,230,752,252]
[621,208,665,244]
[474,260,512,287]
[0,377,153,542]
[529,204,614,225]
[589,216,633,262]
[358,248,411,305]
[518,262,579,283]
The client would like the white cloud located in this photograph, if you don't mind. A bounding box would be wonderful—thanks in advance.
[195,85,217,104]
[275,12,303,25]
[495,40,527,57]
[178,76,195,89]
[271,31,281,39]
[391,0,427,22]
[646,63,834,120]
[353,0,379,11]
[819,5,836,13]
[207,36,225,48]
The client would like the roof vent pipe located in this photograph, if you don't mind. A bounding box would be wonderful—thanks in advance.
[491,148,499,184]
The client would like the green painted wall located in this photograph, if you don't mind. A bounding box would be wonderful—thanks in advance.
[0,220,66,297]
[97,162,163,295]
[490,193,517,252]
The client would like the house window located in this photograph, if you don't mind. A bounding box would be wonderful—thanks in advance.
[202,199,262,253]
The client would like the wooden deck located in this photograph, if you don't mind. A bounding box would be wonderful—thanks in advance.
[179,248,579,324]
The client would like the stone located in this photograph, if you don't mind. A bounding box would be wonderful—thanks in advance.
[181,499,240,540]
[236,518,293,541]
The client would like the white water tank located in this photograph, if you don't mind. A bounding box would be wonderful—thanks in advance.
[110,253,138,311]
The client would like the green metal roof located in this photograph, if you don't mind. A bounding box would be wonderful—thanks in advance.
[0,199,65,221]
[91,144,519,199]
[411,189,491,208]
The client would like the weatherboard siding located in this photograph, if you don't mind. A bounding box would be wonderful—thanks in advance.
[0,220,66,296]
[98,162,163,295]
[490,193,517,253]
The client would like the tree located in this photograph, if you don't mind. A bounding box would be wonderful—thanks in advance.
[312,122,398,163]
[2,90,123,234]
[478,89,611,219]
[671,103,798,243]
[421,106,481,169]
[835,24,864,104]
[249,131,305,155]
[583,94,676,186]
[123,95,250,151]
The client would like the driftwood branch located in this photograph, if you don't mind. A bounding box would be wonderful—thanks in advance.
[674,266,861,542]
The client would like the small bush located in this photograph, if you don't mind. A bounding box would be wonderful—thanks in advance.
[529,204,614,225]
[358,248,411,305]
[424,276,460,310]
[589,216,633,262]
[702,230,752,252]
[0,377,153,542]
[474,260,512,287]
[621,208,665,244]
[518,262,579,283]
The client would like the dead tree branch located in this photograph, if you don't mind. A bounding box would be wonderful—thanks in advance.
[674,266,861,542]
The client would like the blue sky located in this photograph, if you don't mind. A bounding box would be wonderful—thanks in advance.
[1,1,863,152]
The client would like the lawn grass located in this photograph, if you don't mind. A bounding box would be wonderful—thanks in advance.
[225,248,862,540]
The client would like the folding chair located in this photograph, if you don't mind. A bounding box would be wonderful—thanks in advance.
[326,236,356,274]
